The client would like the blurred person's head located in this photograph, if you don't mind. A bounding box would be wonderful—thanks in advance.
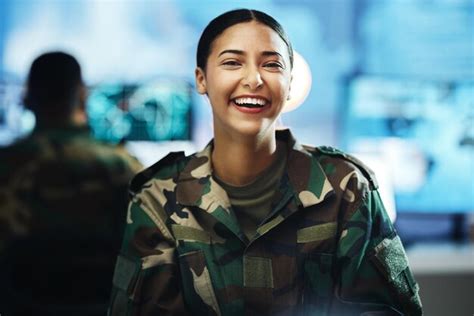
[24,51,87,127]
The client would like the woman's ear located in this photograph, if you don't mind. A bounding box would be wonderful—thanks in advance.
[195,67,207,95]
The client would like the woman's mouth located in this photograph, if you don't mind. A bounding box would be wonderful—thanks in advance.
[231,96,270,113]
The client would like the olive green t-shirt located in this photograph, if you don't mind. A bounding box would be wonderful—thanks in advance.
[213,143,287,241]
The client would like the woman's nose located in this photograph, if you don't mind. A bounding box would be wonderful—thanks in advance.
[242,66,263,90]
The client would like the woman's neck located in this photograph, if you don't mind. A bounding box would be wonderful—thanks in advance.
[212,128,278,186]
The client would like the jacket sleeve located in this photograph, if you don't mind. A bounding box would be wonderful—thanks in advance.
[108,198,191,316]
[334,189,423,316]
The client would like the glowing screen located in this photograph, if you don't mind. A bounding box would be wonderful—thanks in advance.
[344,76,474,213]
[86,80,192,143]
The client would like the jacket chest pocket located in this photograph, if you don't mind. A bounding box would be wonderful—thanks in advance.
[172,225,221,315]
[297,222,337,315]
[179,250,221,316]
[301,252,335,315]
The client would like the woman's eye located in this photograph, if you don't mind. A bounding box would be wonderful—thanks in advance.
[222,60,241,66]
[264,62,284,69]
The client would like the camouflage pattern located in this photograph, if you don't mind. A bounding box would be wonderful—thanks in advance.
[0,125,143,313]
[109,129,422,316]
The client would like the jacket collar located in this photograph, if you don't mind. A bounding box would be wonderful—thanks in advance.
[175,129,334,236]
[280,129,334,208]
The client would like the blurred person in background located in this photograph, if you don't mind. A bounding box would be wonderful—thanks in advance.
[0,51,143,316]
[109,9,422,316]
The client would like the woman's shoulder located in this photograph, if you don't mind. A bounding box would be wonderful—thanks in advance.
[302,144,379,192]
[129,151,190,195]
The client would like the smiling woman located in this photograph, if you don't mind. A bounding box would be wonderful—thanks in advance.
[195,19,292,186]
[109,9,423,316]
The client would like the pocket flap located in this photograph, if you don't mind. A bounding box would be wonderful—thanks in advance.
[172,224,211,243]
[297,222,337,243]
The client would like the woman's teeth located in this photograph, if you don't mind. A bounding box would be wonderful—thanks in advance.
[233,97,267,108]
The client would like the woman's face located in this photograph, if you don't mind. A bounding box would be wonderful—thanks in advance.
[196,21,292,138]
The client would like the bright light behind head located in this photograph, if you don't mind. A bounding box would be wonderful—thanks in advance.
[282,51,312,113]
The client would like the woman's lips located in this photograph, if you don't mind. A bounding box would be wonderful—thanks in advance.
[231,100,270,114]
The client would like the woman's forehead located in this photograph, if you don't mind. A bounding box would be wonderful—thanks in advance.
[210,21,288,56]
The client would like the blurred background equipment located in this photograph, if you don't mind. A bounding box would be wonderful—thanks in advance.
[87,79,192,143]
[0,1,473,315]
[344,77,473,214]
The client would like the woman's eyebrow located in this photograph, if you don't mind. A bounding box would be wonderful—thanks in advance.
[217,50,283,58]
[218,49,244,57]
[261,51,283,58]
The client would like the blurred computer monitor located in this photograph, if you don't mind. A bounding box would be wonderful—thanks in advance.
[343,76,474,214]
[87,79,193,143]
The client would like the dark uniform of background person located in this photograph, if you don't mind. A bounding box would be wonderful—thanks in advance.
[0,52,143,316]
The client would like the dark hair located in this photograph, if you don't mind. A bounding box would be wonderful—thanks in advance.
[197,9,294,71]
[24,51,83,116]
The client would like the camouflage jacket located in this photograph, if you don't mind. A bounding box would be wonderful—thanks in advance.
[0,125,143,312]
[109,129,422,316]
[0,125,143,247]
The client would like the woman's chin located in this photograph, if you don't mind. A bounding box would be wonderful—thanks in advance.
[228,121,276,139]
